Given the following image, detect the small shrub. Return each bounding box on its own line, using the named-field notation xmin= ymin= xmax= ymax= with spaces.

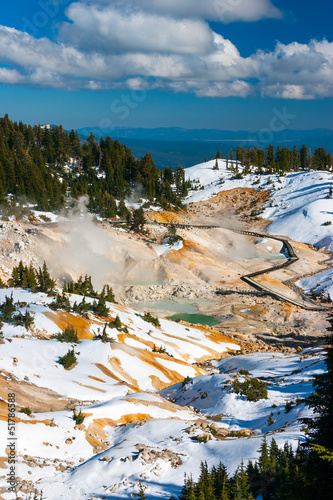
xmin=95 ymin=323 xmax=115 ymax=343
xmin=92 ymin=297 xmax=109 ymax=317
xmin=50 ymin=293 xmax=71 ymax=312
xmin=142 ymin=312 xmax=160 ymax=327
xmin=152 ymin=344 xmax=166 ymax=353
xmin=20 ymin=407 xmax=32 ymax=416
xmin=73 ymin=409 xmax=85 ymax=425
xmin=12 ymin=310 xmax=34 ymax=328
xmin=72 ymin=297 xmax=89 ymax=316
xmin=239 ymin=369 xmax=250 ymax=376
xmin=229 ymin=430 xmax=246 ymax=438
xmin=152 ymin=344 xmax=173 ymax=356
xmin=268 ymin=414 xmax=274 ymax=426
xmin=59 ymin=348 xmax=77 ymax=369
xmin=285 ymin=401 xmax=294 ymax=413
xmin=232 ymin=377 xmax=268 ymax=402
xmin=39 ymin=214 xmax=51 ymax=223
xmin=108 ymin=315 xmax=128 ymax=333
xmin=109 ymin=315 xmax=122 ymax=330
xmin=232 ymin=172 xmax=244 ymax=180
xmin=0 ymin=293 xmax=16 ymax=322
xmin=197 ymin=434 xmax=211 ymax=443
xmin=52 ymin=325 xmax=79 ymax=344
xmin=323 ymin=221 xmax=332 ymax=226
xmin=182 ymin=376 xmax=193 ymax=389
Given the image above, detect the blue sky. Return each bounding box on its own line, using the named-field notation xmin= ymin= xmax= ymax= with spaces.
xmin=0 ymin=0 xmax=332 ymax=131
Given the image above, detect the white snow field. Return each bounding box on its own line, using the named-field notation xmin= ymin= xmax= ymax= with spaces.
xmin=0 ymin=288 xmax=241 ymax=499
xmin=0 ymin=287 xmax=326 ymax=499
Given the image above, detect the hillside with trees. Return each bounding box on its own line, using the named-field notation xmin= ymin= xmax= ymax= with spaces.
xmin=0 ymin=115 xmax=189 ymax=216
xmin=0 ymin=115 xmax=331 ymax=218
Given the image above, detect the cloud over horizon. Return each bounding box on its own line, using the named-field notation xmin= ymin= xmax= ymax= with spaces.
xmin=0 ymin=0 xmax=332 ymax=100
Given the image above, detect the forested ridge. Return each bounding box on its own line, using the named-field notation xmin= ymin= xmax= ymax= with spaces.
xmin=222 ymin=143 xmax=332 ymax=174
xmin=0 ymin=115 xmax=189 ymax=215
xmin=0 ymin=115 xmax=332 ymax=217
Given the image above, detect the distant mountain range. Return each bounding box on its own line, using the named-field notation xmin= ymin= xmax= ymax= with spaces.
xmin=76 ymin=127 xmax=333 ymax=168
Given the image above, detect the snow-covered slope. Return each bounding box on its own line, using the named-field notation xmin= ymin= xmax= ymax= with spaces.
xmin=0 ymin=334 xmax=323 ymax=499
xmin=262 ymin=171 xmax=333 ymax=251
xmin=161 ymin=350 xmax=324 ymax=432
xmin=185 ymin=160 xmax=333 ymax=250
xmin=296 ymin=268 xmax=333 ymax=301
xmin=0 ymin=288 xmax=241 ymax=498
xmin=185 ymin=159 xmax=268 ymax=204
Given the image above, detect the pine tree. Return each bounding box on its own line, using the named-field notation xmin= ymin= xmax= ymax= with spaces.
xmin=130 ymin=207 xmax=146 ymax=233
xmin=196 ymin=490 xmax=206 ymax=500
xmin=180 ymin=475 xmax=197 ymax=500
xmin=220 ymin=475 xmax=230 ymax=500
xmin=269 ymin=437 xmax=279 ymax=475
xmin=305 ymin=327 xmax=333 ymax=448
xmin=135 ymin=480 xmax=148 ymax=499
xmin=0 ymin=293 xmax=16 ymax=322
xmin=93 ymin=297 xmax=109 ymax=317
xmin=266 ymin=145 xmax=275 ymax=170
xmin=205 ymin=475 xmax=217 ymax=500
xmin=300 ymin=144 xmax=308 ymax=170
xmin=258 ymin=435 xmax=270 ymax=474
xmin=101 ymin=284 xmax=115 ymax=303
xmin=10 ymin=266 xmax=20 ymax=287
xmin=233 ymin=461 xmax=254 ymax=500
xmin=37 ymin=261 xmax=55 ymax=293
xmin=214 ymin=461 xmax=228 ymax=493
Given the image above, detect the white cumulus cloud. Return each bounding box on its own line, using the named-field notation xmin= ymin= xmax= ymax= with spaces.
xmin=90 ymin=0 xmax=282 ymax=22
xmin=254 ymin=39 xmax=333 ymax=99
xmin=0 ymin=67 xmax=24 ymax=84
xmin=59 ymin=3 xmax=214 ymax=55
xmin=0 ymin=1 xmax=331 ymax=101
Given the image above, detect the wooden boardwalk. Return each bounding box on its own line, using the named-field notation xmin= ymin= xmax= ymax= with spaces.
xmin=147 ymin=221 xmax=330 ymax=311
xmin=35 ymin=218 xmax=331 ymax=311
